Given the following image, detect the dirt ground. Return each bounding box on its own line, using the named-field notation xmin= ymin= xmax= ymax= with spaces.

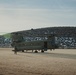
xmin=0 ymin=48 xmax=76 ymax=75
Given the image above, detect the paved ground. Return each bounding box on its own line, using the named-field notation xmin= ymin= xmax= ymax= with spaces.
xmin=0 ymin=48 xmax=76 ymax=75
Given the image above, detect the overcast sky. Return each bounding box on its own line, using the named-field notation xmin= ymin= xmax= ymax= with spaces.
xmin=0 ymin=0 xmax=76 ymax=35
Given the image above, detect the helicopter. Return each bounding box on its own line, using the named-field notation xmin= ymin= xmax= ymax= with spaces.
xmin=11 ymin=31 xmax=58 ymax=54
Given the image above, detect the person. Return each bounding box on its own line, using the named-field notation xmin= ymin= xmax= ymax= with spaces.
xmin=14 ymin=49 xmax=17 ymax=54
xmin=14 ymin=47 xmax=17 ymax=54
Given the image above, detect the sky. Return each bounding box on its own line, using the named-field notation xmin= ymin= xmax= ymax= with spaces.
xmin=0 ymin=0 xmax=76 ymax=35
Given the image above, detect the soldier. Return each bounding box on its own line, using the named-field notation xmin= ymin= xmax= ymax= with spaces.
xmin=14 ymin=49 xmax=17 ymax=54
xmin=14 ymin=46 xmax=17 ymax=54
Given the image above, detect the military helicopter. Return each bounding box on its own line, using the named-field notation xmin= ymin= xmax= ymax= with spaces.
xmin=11 ymin=30 xmax=58 ymax=54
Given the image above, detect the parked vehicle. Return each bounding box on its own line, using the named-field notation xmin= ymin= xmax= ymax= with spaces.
xmin=11 ymin=32 xmax=58 ymax=53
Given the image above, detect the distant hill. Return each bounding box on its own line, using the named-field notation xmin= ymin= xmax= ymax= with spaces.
xmin=0 ymin=27 xmax=76 ymax=48
xmin=2 ymin=27 xmax=76 ymax=38
xmin=11 ymin=27 xmax=76 ymax=37
xmin=3 ymin=33 xmax=11 ymax=39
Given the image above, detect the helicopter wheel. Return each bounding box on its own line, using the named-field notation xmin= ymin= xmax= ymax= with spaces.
xmin=41 ymin=50 xmax=44 ymax=53
xmin=22 ymin=50 xmax=24 ymax=52
xmin=35 ymin=50 xmax=38 ymax=53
